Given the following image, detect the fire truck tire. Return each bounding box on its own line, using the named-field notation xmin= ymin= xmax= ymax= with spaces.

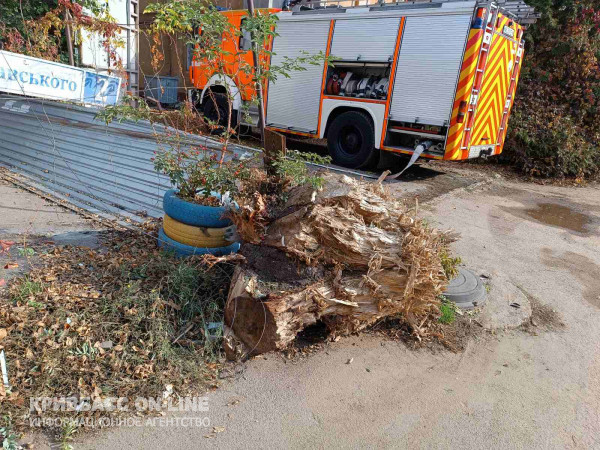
xmin=202 ymin=92 xmax=235 ymax=130
xmin=326 ymin=110 xmax=378 ymax=169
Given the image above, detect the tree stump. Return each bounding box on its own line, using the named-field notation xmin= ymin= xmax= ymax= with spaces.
xmin=224 ymin=173 xmax=449 ymax=354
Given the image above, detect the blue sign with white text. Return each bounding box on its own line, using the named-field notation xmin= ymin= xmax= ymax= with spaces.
xmin=83 ymin=72 xmax=121 ymax=106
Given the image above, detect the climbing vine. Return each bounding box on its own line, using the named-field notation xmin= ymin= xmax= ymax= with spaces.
xmin=0 ymin=0 xmax=124 ymax=72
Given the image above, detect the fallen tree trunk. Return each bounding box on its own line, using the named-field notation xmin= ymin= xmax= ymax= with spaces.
xmin=225 ymin=174 xmax=451 ymax=355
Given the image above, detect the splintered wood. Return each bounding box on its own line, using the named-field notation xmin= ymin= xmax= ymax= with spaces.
xmin=225 ymin=173 xmax=450 ymax=355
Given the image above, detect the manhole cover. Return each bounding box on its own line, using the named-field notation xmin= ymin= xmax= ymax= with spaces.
xmin=443 ymin=268 xmax=486 ymax=310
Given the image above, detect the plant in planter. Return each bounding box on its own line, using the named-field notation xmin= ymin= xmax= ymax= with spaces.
xmin=153 ymin=145 xmax=253 ymax=257
xmin=100 ymin=2 xmax=330 ymax=256
xmin=140 ymin=2 xmax=329 ymax=256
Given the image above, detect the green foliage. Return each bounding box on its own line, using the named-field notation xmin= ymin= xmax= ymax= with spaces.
xmin=17 ymin=246 xmax=35 ymax=257
xmin=0 ymin=416 xmax=19 ymax=450
xmin=439 ymin=249 xmax=462 ymax=281
xmin=59 ymin=420 xmax=77 ymax=450
xmin=1 ymin=0 xmax=123 ymax=65
xmin=11 ymin=277 xmax=43 ymax=303
xmin=438 ymin=298 xmax=456 ymax=325
xmin=0 ymin=0 xmax=57 ymax=39
xmin=164 ymin=262 xmax=227 ymax=357
xmin=145 ymin=0 xmax=329 ymax=86
xmin=69 ymin=341 xmax=98 ymax=359
xmin=97 ymin=95 xmax=153 ymax=124
xmin=112 ymin=258 xmax=232 ymax=361
xmin=103 ymin=1 xmax=331 ymax=205
xmin=504 ymin=0 xmax=600 ymax=178
xmin=27 ymin=299 xmax=45 ymax=309
xmin=153 ymin=146 xmax=252 ymax=203
xmin=271 ymin=150 xmax=332 ymax=189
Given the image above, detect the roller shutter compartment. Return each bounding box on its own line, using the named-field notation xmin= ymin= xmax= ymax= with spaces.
xmin=389 ymin=14 xmax=472 ymax=127
xmin=266 ymin=20 xmax=331 ymax=133
xmin=329 ymin=18 xmax=400 ymax=62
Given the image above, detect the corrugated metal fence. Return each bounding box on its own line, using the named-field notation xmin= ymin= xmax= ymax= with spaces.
xmin=0 ymin=96 xmax=257 ymax=222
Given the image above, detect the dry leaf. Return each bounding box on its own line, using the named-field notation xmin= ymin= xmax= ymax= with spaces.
xmin=0 ymin=240 xmax=14 ymax=254
xmin=4 ymin=263 xmax=18 ymax=270
xmin=0 ymin=328 xmax=7 ymax=341
xmin=213 ymin=426 xmax=226 ymax=433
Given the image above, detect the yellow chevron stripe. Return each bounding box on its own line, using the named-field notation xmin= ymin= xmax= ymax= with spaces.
xmin=470 ymin=33 xmax=512 ymax=147
xmin=445 ymin=28 xmax=484 ymax=160
xmin=497 ymin=44 xmax=524 ymax=154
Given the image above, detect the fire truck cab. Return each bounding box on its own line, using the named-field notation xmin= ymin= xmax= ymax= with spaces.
xmin=190 ymin=1 xmax=529 ymax=169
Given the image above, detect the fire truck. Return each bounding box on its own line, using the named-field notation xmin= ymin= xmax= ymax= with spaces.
xmin=190 ymin=1 xmax=534 ymax=169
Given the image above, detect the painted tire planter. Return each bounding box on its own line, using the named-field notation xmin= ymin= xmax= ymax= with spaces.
xmin=158 ymin=228 xmax=240 ymax=258
xmin=163 ymin=189 xmax=232 ymax=228
xmin=163 ymin=214 xmax=234 ymax=248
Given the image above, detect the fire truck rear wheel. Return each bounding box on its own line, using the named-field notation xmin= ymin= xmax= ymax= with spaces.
xmin=202 ymin=93 xmax=235 ymax=131
xmin=327 ymin=110 xmax=378 ymax=169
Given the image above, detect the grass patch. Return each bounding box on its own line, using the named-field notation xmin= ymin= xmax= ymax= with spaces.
xmin=438 ymin=297 xmax=456 ymax=324
xmin=0 ymin=225 xmax=235 ymax=429
xmin=10 ymin=276 xmax=43 ymax=303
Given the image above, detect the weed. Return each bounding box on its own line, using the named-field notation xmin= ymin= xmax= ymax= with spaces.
xmin=17 ymin=247 xmax=35 ymax=257
xmin=27 ymin=300 xmax=45 ymax=309
xmin=59 ymin=420 xmax=77 ymax=450
xmin=11 ymin=277 xmax=43 ymax=303
xmin=163 ymin=261 xmax=231 ymax=359
xmin=69 ymin=342 xmax=98 ymax=360
xmin=438 ymin=297 xmax=456 ymax=324
xmin=271 ymin=150 xmax=332 ymax=189
xmin=440 ymin=249 xmax=462 ymax=281
xmin=121 ymin=263 xmax=149 ymax=280
xmin=0 ymin=416 xmax=19 ymax=450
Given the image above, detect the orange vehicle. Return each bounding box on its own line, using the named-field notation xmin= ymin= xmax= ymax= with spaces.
xmin=190 ymin=1 xmax=531 ymax=169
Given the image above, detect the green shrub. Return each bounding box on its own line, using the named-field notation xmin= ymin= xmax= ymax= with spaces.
xmin=503 ymin=0 xmax=600 ymax=179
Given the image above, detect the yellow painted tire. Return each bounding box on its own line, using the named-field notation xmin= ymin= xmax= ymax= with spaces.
xmin=163 ymin=214 xmax=233 ymax=248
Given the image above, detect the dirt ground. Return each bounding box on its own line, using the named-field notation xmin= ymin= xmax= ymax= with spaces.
xmin=4 ymin=163 xmax=600 ymax=449
xmin=0 ymin=179 xmax=103 ymax=286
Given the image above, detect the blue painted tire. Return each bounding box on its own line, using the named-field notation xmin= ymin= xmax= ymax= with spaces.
xmin=163 ymin=189 xmax=231 ymax=228
xmin=158 ymin=227 xmax=240 ymax=258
